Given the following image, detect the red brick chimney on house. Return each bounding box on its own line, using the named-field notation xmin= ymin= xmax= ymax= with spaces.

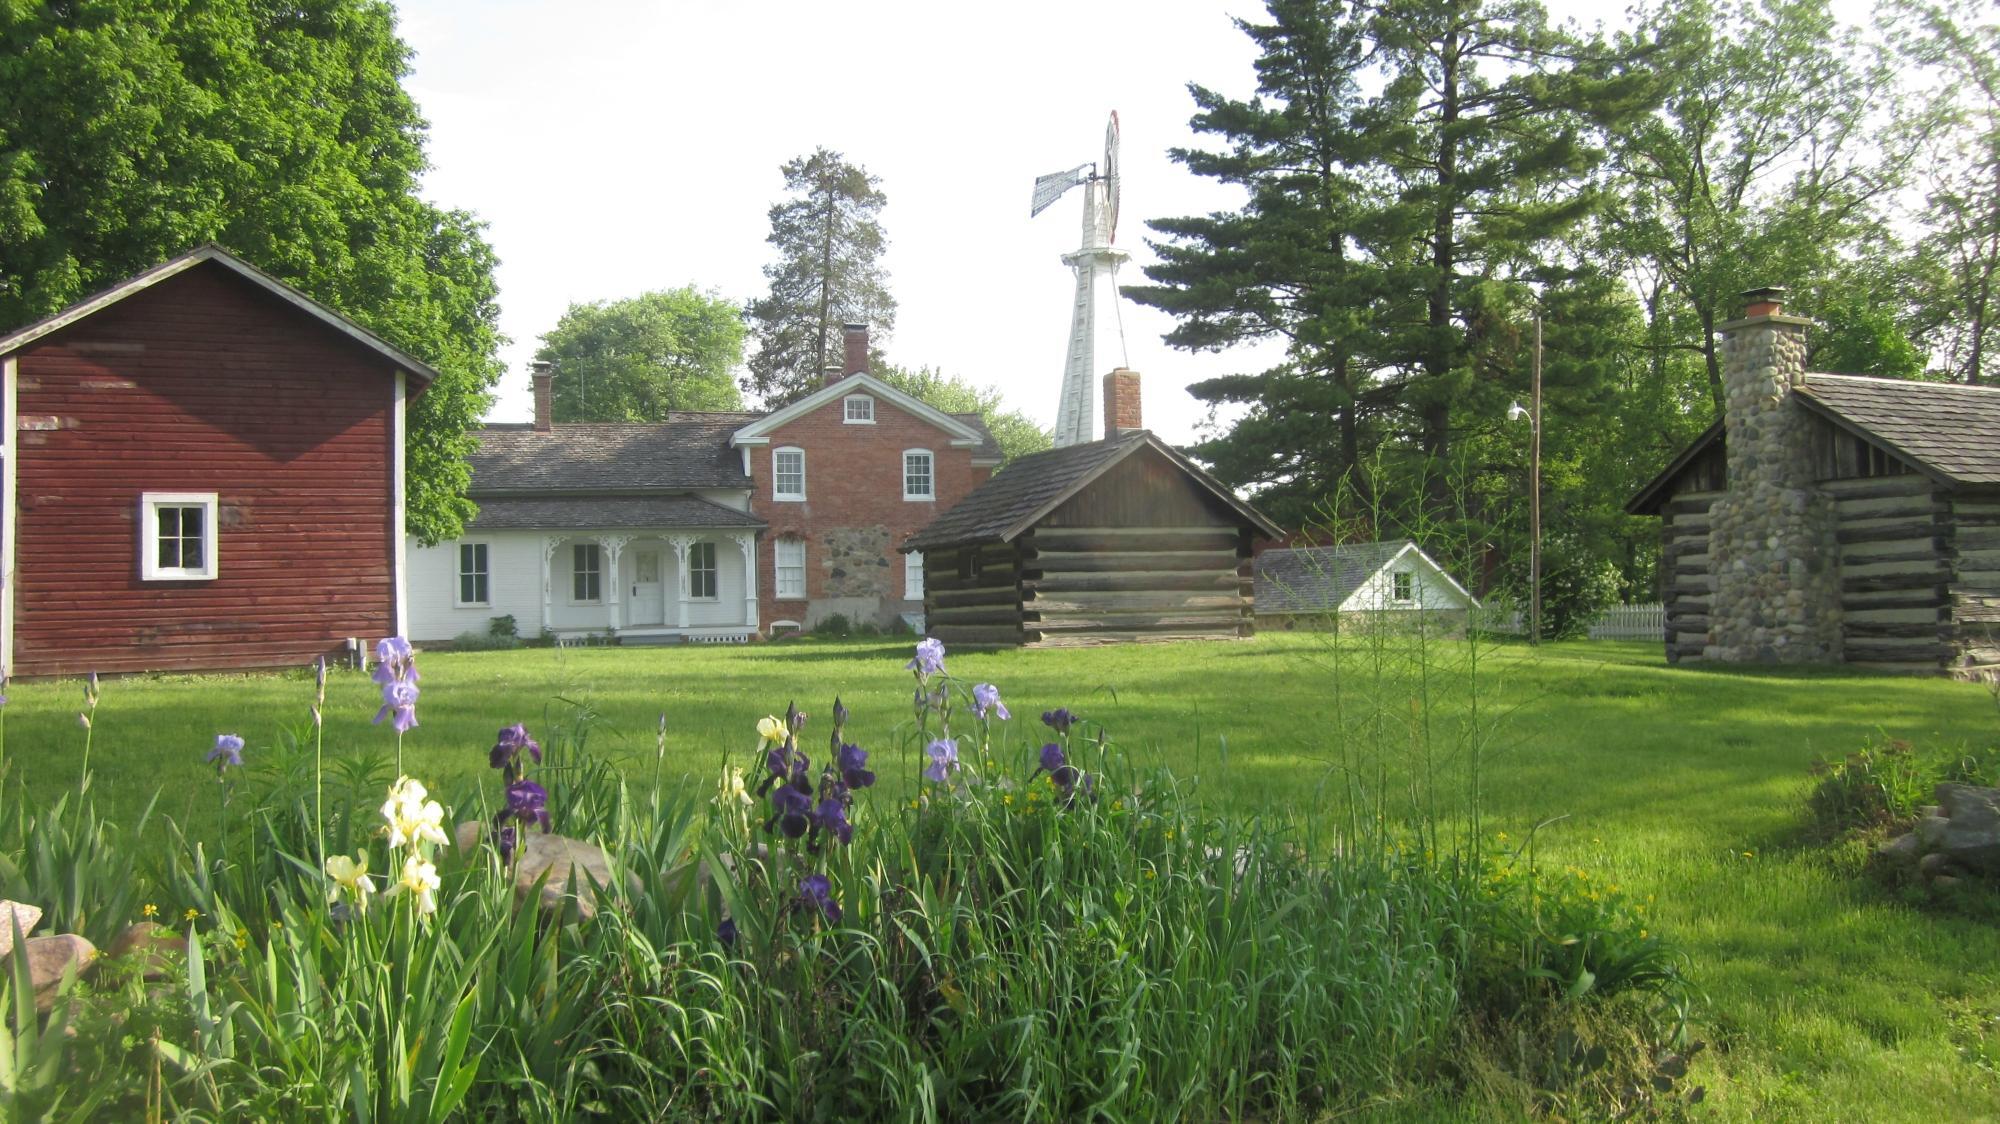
xmin=1103 ymin=368 xmax=1142 ymax=437
xmin=531 ymin=360 xmax=553 ymax=432
xmin=1741 ymin=285 xmax=1787 ymax=318
xmin=842 ymin=323 xmax=869 ymax=376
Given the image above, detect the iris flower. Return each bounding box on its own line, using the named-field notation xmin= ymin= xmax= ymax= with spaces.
xmin=1039 ymin=743 xmax=1066 ymax=773
xmin=207 ymin=733 xmax=245 ymax=770
xmin=715 ymin=765 xmax=754 ymax=808
xmin=906 ymin=638 xmax=946 ymax=678
xmin=756 ymin=715 xmax=787 ymax=747
xmin=973 ymin=684 xmax=1010 ymax=721
xmin=812 ymin=798 xmax=853 ymax=845
xmin=371 ymin=637 xmax=420 ymax=732
xmin=769 ymin=780 xmax=812 ymax=838
xmin=1041 ymin=708 xmax=1078 ymax=735
xmin=505 ymin=778 xmax=552 ymax=831
xmin=324 ymin=852 xmax=374 ymax=911
xmin=836 ymin=742 xmax=876 ymax=790
xmin=490 ymin=723 xmax=542 ymax=771
xmin=924 ymin=738 xmax=960 ymax=783
xmin=397 ymin=853 xmax=440 ymax=916
xmin=798 ymin=873 xmax=841 ymax=923
xmin=381 ymin=776 xmax=449 ymax=850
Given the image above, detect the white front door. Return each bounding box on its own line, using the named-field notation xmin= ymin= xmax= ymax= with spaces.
xmin=630 ymin=549 xmax=666 ymax=625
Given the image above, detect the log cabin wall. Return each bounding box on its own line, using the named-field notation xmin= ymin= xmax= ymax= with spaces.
xmin=10 ymin=263 xmax=399 ymax=674
xmin=1947 ymin=488 xmax=2000 ymax=672
xmin=1661 ymin=488 xmax=1719 ymax=663
xmin=922 ymin=542 xmax=1023 ymax=648
xmin=1829 ymin=474 xmax=1951 ymax=671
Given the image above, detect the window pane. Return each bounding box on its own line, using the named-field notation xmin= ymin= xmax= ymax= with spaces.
xmin=905 ymin=551 xmax=924 ymax=599
xmin=574 ymin=543 xmax=600 ymax=601
xmin=905 ymin=452 xmax=932 ymax=497
xmin=776 ymin=540 xmax=804 ymax=598
xmin=691 ymin=542 xmax=717 ymax=598
xmin=775 ymin=450 xmax=804 ymax=497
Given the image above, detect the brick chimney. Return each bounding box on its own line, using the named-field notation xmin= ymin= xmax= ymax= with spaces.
xmin=1704 ymin=285 xmax=1839 ymax=663
xmin=821 ymin=364 xmax=844 ymax=388
xmin=842 ymin=323 xmax=869 ymax=377
xmin=1103 ymin=368 xmax=1142 ymax=437
xmin=531 ymin=360 xmax=553 ymax=432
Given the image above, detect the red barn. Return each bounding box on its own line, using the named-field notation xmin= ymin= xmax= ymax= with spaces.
xmin=0 ymin=246 xmax=431 ymax=676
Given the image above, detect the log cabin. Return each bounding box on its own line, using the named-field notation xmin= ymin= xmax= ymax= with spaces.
xmin=903 ymin=372 xmax=1282 ymax=648
xmin=0 ymin=246 xmax=431 ymax=676
xmin=1627 ymin=286 xmax=2000 ymax=674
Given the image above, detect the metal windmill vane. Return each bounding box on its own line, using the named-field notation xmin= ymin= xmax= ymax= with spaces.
xmin=1032 ymin=111 xmax=1130 ymax=447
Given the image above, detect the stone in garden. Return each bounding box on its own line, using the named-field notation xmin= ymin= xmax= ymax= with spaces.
xmin=1916 ymin=814 xmax=1952 ymax=849
xmin=1917 ymin=851 xmax=1957 ymax=880
xmin=0 ymin=901 xmax=44 ymax=957
xmin=106 ymin=921 xmax=186 ymax=982
xmin=21 ymin=934 xmax=96 ymax=1013
xmin=513 ymin=833 xmax=640 ymax=922
xmin=1930 ymin=784 xmax=2000 ymax=875
xmin=1875 ymin=832 xmax=1922 ymax=866
xmin=454 ymin=820 xmax=483 ymax=855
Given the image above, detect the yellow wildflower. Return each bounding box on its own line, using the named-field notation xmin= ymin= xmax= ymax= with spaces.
xmin=183 ymin=908 xmax=199 ymax=922
xmin=141 ymin=903 xmax=158 ymax=919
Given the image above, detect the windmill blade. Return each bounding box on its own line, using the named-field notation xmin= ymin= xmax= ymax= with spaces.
xmin=1030 ymin=164 xmax=1091 ymax=218
xmin=1103 ymin=110 xmax=1121 ymax=243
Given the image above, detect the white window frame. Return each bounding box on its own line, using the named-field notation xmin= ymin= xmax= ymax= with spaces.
xmin=775 ymin=539 xmax=806 ymax=599
xmin=455 ymin=541 xmax=491 ymax=607
xmin=903 ymin=448 xmax=934 ymax=502
xmin=689 ymin=541 xmax=718 ymax=600
xmin=1392 ymin=571 xmax=1414 ymax=604
xmin=571 ymin=542 xmax=602 ymax=604
xmin=843 ymin=394 xmax=875 ymax=424
xmin=139 ymin=492 xmax=219 ymax=581
xmin=905 ymin=551 xmax=924 ymax=600
xmin=773 ymin=446 xmax=806 ymax=501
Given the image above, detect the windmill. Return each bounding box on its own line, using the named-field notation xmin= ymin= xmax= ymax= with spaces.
xmin=1031 ymin=111 xmax=1129 ymax=447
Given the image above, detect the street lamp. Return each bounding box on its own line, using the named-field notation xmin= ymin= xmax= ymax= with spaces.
xmin=1508 ymin=316 xmax=1542 ymax=645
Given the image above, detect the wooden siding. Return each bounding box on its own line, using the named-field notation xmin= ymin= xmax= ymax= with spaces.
xmin=1039 ymin=448 xmax=1243 ymax=529
xmin=922 ymin=542 xmax=1024 ymax=647
xmin=1021 ymin=525 xmax=1252 ymax=647
xmin=1827 ymin=475 xmax=1950 ymax=671
xmin=1949 ymin=489 xmax=2000 ymax=673
xmin=1659 ymin=488 xmax=1717 ymax=662
xmin=10 ymin=262 xmax=398 ymax=674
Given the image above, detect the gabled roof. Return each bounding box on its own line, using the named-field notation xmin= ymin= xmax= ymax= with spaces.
xmin=469 ymin=417 xmax=757 ymax=493
xmin=466 ymin=494 xmax=764 ymax=531
xmin=0 ymin=244 xmax=439 ymax=384
xmin=732 ymin=373 xmax=998 ymax=463
xmin=902 ymin=430 xmax=1283 ymax=552
xmin=1628 ymin=373 xmax=2000 ymax=515
xmin=1254 ymin=541 xmax=1477 ymax=613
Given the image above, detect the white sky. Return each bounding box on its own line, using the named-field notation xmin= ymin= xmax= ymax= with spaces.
xmin=394 ymin=0 xmax=1625 ymax=445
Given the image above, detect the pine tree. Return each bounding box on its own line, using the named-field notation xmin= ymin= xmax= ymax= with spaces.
xmin=744 ymin=149 xmax=895 ymax=405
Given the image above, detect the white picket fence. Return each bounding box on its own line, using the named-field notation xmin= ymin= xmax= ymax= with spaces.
xmin=1477 ymin=602 xmax=1665 ymax=639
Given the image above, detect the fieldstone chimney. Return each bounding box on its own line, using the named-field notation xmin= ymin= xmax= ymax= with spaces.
xmin=842 ymin=323 xmax=869 ymax=377
xmin=531 ymin=360 xmax=553 ymax=432
xmin=1103 ymin=368 xmax=1142 ymax=437
xmin=1704 ymin=286 xmax=1840 ymax=662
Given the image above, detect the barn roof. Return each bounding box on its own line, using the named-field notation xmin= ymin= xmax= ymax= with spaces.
xmin=465 ymin=494 xmax=764 ymax=531
xmin=468 ymin=417 xmax=758 ymax=493
xmin=0 ymin=244 xmax=441 ymax=384
xmin=1254 ymin=541 xmax=1476 ymax=613
xmin=1628 ymin=373 xmax=2000 ymax=514
xmin=903 ymin=430 xmax=1282 ymax=552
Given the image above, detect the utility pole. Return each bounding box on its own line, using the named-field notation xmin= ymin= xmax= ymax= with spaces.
xmin=1530 ymin=316 xmax=1542 ymax=646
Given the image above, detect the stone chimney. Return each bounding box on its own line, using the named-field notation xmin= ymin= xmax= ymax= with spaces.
xmin=1103 ymin=368 xmax=1142 ymax=437
xmin=1704 ymin=286 xmax=1840 ymax=662
xmin=531 ymin=360 xmax=553 ymax=432
xmin=842 ymin=323 xmax=868 ymax=377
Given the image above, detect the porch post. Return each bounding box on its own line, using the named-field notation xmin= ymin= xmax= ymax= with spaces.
xmin=734 ymin=532 xmax=759 ymax=631
xmin=602 ymin=534 xmax=631 ymax=632
xmin=668 ymin=535 xmax=693 ymax=629
xmin=539 ymin=535 xmax=557 ymax=635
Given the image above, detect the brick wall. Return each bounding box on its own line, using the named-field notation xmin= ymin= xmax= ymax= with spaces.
xmin=750 ymin=380 xmax=991 ymax=628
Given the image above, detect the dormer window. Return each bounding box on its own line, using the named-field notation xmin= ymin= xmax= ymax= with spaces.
xmin=844 ymin=395 xmax=875 ymax=424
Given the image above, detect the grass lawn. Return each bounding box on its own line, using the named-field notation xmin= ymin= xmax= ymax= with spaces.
xmin=6 ymin=634 xmax=1999 ymax=1120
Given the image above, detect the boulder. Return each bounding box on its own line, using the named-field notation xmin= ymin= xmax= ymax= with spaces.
xmin=1875 ymin=832 xmax=1923 ymax=866
xmin=20 ymin=934 xmax=96 ymax=1013
xmin=106 ymin=921 xmax=186 ymax=982
xmin=1930 ymin=784 xmax=2000 ymax=874
xmin=513 ymin=833 xmax=640 ymax=922
xmin=0 ymin=901 xmax=43 ymax=957
xmin=454 ymin=820 xmax=483 ymax=855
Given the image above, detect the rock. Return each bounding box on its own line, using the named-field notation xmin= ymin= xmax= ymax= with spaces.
xmin=1916 ymin=815 xmax=1953 ymax=849
xmin=0 ymin=901 xmax=44 ymax=957
xmin=513 ymin=833 xmax=640 ymax=921
xmin=455 ymin=820 xmax=483 ymax=855
xmin=106 ymin=921 xmax=186 ymax=982
xmin=1918 ymin=851 xmax=1957 ymax=880
xmin=20 ymin=934 xmax=96 ymax=1013
xmin=1875 ymin=832 xmax=1923 ymax=866
xmin=1930 ymin=784 xmax=2000 ymax=875
xmin=1933 ymin=875 xmax=1964 ymax=890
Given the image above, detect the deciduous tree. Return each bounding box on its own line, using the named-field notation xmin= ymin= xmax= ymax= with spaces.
xmin=536 ymin=288 xmax=745 ymax=421
xmin=872 ymin=362 xmax=1051 ymax=465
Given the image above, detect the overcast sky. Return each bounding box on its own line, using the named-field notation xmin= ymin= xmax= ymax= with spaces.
xmin=395 ymin=0 xmax=1616 ymax=444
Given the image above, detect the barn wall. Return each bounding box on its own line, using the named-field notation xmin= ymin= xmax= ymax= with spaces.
xmin=10 ymin=263 xmax=398 ymax=675
xmin=1827 ymin=475 xmax=1950 ymax=671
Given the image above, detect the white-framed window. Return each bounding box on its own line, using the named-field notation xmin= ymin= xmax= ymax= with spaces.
xmin=1392 ymin=571 xmax=1414 ymax=603
xmin=903 ymin=449 xmax=934 ymax=501
xmin=773 ymin=447 xmax=805 ymax=500
xmin=905 ymin=551 xmax=924 ymax=600
xmin=572 ymin=543 xmax=602 ymax=603
xmin=775 ymin=539 xmax=806 ymax=599
xmin=456 ymin=542 xmax=490 ymax=606
xmin=843 ymin=395 xmax=875 ymax=423
xmin=689 ymin=541 xmax=718 ymax=599
xmin=139 ymin=492 xmax=219 ymax=581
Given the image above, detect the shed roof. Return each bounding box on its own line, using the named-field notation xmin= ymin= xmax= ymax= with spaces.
xmin=903 ymin=430 xmax=1282 ymax=552
xmin=468 ymin=417 xmax=758 ymax=493
xmin=465 ymin=495 xmax=764 ymax=531
xmin=1254 ymin=541 xmax=1477 ymax=612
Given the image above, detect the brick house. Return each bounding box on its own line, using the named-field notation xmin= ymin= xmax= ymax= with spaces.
xmin=405 ymin=326 xmax=999 ymax=643
xmin=0 ymin=246 xmax=428 ymax=675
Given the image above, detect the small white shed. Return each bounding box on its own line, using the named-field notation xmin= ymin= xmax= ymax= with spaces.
xmin=1254 ymin=540 xmax=1478 ymax=627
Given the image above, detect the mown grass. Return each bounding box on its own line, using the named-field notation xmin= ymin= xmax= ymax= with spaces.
xmin=5 ymin=634 xmax=2000 ymax=1119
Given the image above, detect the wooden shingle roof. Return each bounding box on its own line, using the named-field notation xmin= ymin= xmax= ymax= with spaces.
xmin=465 ymin=495 xmax=764 ymax=530
xmin=1795 ymin=374 xmax=2000 ymax=485
xmin=468 ymin=417 xmax=758 ymax=493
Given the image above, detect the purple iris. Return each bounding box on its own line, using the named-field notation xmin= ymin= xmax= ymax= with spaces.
xmin=798 ymin=873 xmax=841 ymax=923
xmin=788 ymin=701 xmax=807 ymax=734
xmin=206 ymin=733 xmax=244 ymax=771
xmin=836 ymin=742 xmax=876 ymax=790
xmin=1039 ymin=743 xmax=1066 ymax=773
xmin=923 ymin=737 xmax=960 ymax=783
xmin=973 ymin=683 xmax=1010 ymax=721
xmin=1041 ymin=708 xmax=1078 ymax=735
xmin=832 ymin=697 xmax=850 ymax=729
xmin=811 ymin=798 xmax=853 ymax=846
xmin=497 ymin=824 xmax=519 ymax=863
xmin=505 ymin=778 xmax=551 ymax=831
xmin=769 ymin=780 xmax=812 ymax=838
xmin=489 ymin=723 xmax=542 ymax=772
xmin=906 ymin=638 xmax=946 ymax=678
xmin=374 ymin=679 xmax=420 ymax=733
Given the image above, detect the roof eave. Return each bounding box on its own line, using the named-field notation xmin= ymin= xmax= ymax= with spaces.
xmin=1626 ymin=419 xmax=1724 ymax=515
xmin=1791 ymin=389 xmax=1961 ymax=489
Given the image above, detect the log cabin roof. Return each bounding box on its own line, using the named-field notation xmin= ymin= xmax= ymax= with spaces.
xmin=469 ymin=417 xmax=760 ymax=493
xmin=902 ymin=430 xmax=1283 ymax=552
xmin=1628 ymin=374 xmax=2000 ymax=514
xmin=464 ymin=494 xmax=765 ymax=530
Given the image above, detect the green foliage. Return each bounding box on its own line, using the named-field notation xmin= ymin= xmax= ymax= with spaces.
xmin=0 ymin=0 xmax=503 ymax=545
xmin=873 ymin=361 xmax=1051 ymax=464
xmin=811 ymin=612 xmax=851 ymax=637
xmin=744 ymin=149 xmax=895 ymax=405
xmin=535 ymin=287 xmax=745 ymax=421
xmin=1805 ymin=735 xmax=2000 ymax=837
xmin=1512 ymin=535 xmax=1625 ymax=641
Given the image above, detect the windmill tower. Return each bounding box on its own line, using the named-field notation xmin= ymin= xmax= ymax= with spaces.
xmin=1031 ymin=111 xmax=1128 ymax=447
